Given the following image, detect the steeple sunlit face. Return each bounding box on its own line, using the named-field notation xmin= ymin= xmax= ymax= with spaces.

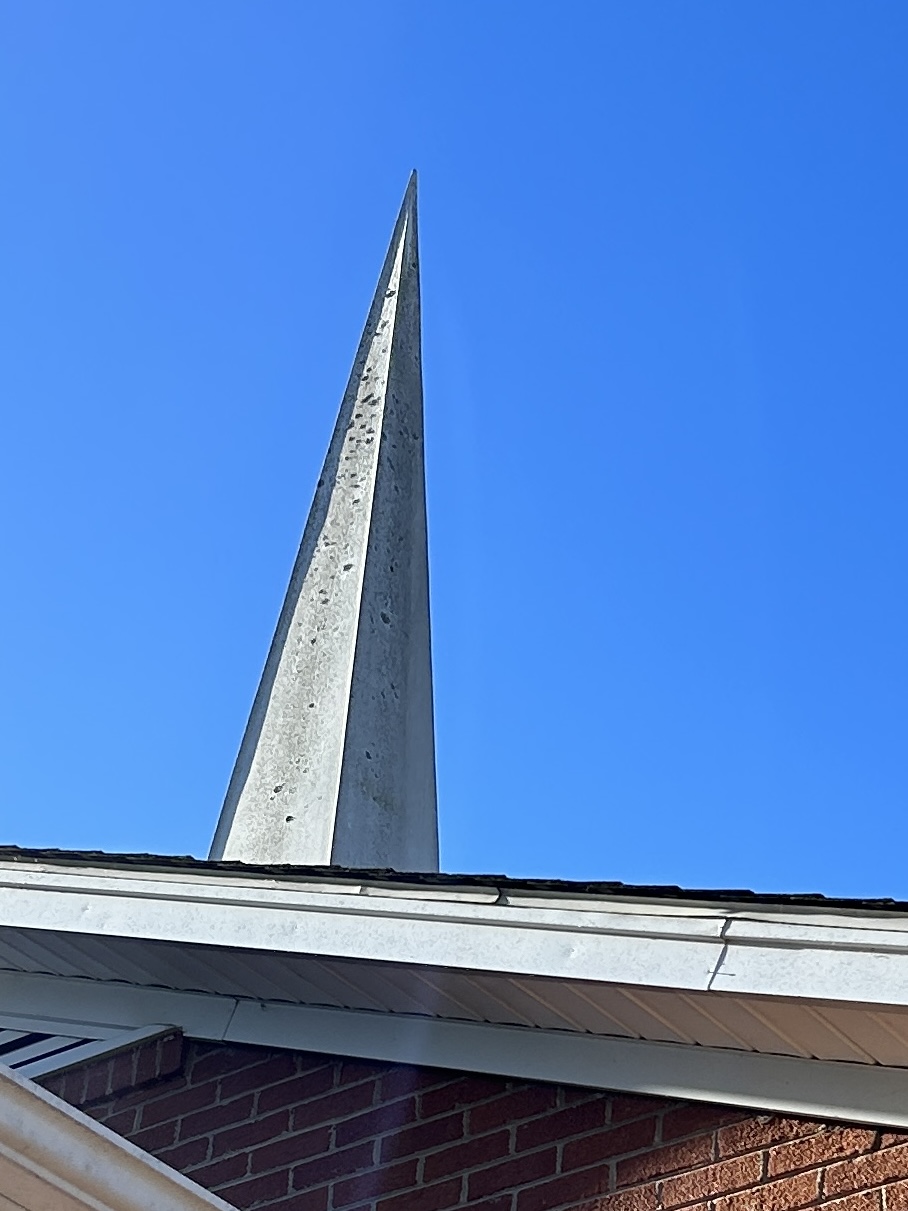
xmin=209 ymin=175 xmax=438 ymax=874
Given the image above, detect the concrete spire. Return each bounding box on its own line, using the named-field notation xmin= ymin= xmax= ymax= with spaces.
xmin=209 ymin=173 xmax=438 ymax=871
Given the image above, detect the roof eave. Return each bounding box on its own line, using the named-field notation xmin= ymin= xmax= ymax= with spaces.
xmin=5 ymin=857 xmax=908 ymax=1128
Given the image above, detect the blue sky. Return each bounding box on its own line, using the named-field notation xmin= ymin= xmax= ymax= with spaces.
xmin=1 ymin=3 xmax=906 ymax=896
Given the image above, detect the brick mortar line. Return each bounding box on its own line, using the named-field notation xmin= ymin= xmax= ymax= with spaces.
xmin=173 ymin=1114 xmax=640 ymax=1183
xmin=184 ymin=1104 xmax=634 ymax=1148
xmin=70 ymin=1045 xmax=677 ymax=1140
xmin=165 ymin=1099 xmax=623 ymax=1161
xmin=126 ymin=1111 xmax=730 ymax=1201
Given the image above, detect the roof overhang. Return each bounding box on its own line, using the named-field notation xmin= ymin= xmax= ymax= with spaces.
xmin=0 ymin=1060 xmax=234 ymax=1211
xmin=3 ymin=854 xmax=908 ymax=1127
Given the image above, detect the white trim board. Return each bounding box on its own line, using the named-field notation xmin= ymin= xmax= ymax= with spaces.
xmin=18 ymin=1025 xmax=176 ymax=1080
xmin=0 ymin=1008 xmax=175 ymax=1080
xmin=0 ymin=1061 xmax=234 ymax=1211
xmin=3 ymin=970 xmax=908 ymax=1130
xmin=4 ymin=862 xmax=908 ymax=1007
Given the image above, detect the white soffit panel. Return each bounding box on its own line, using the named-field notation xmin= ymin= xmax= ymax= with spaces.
xmin=3 ymin=969 xmax=908 ymax=1130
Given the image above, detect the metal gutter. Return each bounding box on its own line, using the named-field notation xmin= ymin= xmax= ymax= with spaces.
xmin=1 ymin=861 xmax=908 ymax=1008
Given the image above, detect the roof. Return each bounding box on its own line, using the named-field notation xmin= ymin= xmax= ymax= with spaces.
xmin=4 ymin=845 xmax=908 ymax=1129
xmin=2 ymin=845 xmax=905 ymax=915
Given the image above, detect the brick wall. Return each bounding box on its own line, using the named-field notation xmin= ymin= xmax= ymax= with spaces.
xmin=41 ymin=1033 xmax=908 ymax=1211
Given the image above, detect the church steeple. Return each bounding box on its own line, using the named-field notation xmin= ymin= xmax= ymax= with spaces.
xmin=209 ymin=173 xmax=439 ymax=871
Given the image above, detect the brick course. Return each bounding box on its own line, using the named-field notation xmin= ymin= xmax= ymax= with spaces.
xmin=40 ymin=1033 xmax=908 ymax=1211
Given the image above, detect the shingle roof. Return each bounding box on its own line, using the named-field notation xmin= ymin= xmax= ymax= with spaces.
xmin=1 ymin=844 xmax=904 ymax=915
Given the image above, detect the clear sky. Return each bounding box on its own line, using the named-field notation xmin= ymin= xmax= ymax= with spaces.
xmin=1 ymin=2 xmax=906 ymax=897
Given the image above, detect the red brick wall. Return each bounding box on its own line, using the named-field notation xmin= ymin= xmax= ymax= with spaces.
xmin=41 ymin=1033 xmax=908 ymax=1211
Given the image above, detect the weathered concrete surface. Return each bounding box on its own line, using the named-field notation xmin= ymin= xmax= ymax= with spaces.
xmin=209 ymin=174 xmax=438 ymax=870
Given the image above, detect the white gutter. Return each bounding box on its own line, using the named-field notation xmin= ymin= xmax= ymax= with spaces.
xmin=0 ymin=1061 xmax=235 ymax=1211
xmin=2 ymin=862 xmax=908 ymax=1007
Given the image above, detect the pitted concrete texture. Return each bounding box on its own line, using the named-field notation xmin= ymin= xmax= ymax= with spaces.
xmin=209 ymin=174 xmax=438 ymax=871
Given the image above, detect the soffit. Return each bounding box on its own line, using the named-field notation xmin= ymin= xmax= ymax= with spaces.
xmin=2 ymin=926 xmax=908 ymax=1070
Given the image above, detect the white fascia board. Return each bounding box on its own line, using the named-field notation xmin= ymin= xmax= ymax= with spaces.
xmin=3 ymin=863 xmax=908 ymax=1007
xmin=228 ymin=1001 xmax=908 ymax=1130
xmin=0 ymin=1061 xmax=235 ymax=1211
xmin=0 ymin=972 xmax=237 ymax=1043
xmin=3 ymin=969 xmax=908 ymax=1130
xmin=0 ymin=1013 xmax=126 ymax=1039
xmin=0 ymin=867 xmax=727 ymax=994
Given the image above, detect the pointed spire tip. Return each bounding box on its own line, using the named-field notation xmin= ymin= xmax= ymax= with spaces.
xmin=397 ymin=171 xmax=418 ymax=239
